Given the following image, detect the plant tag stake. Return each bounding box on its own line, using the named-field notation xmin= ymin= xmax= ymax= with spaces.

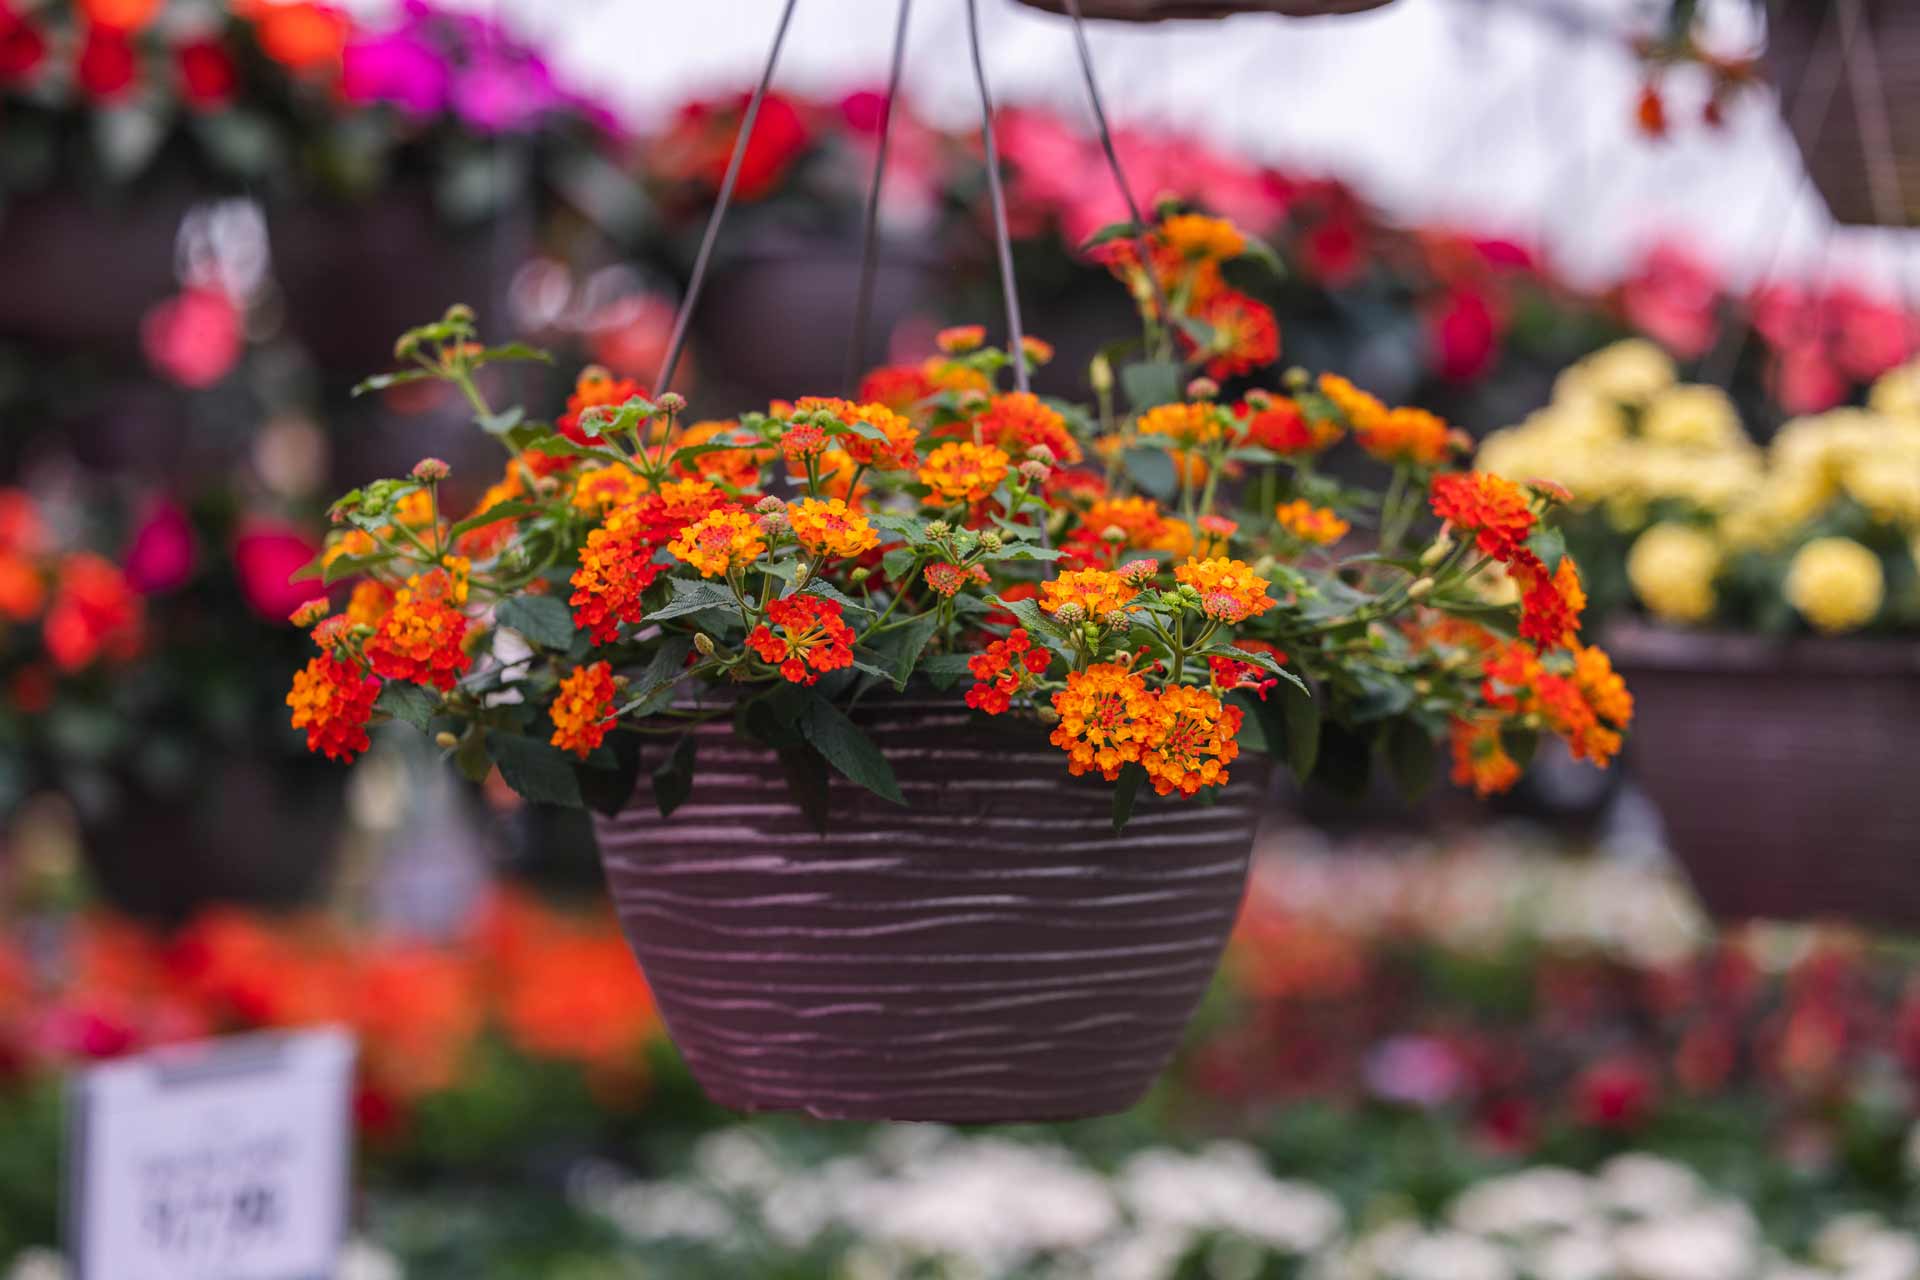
xmin=65 ymin=1027 xmax=356 ymax=1280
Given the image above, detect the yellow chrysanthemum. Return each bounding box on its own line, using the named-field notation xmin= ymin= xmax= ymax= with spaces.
xmin=1626 ymin=523 xmax=1720 ymax=624
xmin=1785 ymin=536 xmax=1883 ymax=634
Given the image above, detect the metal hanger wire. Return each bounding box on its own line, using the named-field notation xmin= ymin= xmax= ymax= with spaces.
xmin=844 ymin=0 xmax=917 ymax=395
xmin=966 ymin=0 xmax=1032 ymax=396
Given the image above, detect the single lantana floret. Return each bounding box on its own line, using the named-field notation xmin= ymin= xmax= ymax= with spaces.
xmin=550 ymin=661 xmax=618 ymax=759
xmin=787 ymin=497 xmax=879 ymax=559
xmin=669 ymin=507 xmax=767 ymax=578
xmin=745 ymin=594 xmax=855 ymax=686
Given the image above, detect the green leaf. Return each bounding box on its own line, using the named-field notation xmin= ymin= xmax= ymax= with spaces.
xmin=1500 ymin=725 xmax=1540 ymax=772
xmin=478 ymin=406 xmax=526 ymax=436
xmin=775 ymin=744 xmax=833 ymax=834
xmin=1385 ymin=717 xmax=1436 ymax=803
xmin=1195 ymin=644 xmax=1309 ymax=695
xmin=448 ymin=500 xmax=540 ymax=538
xmin=577 ymin=732 xmax=644 ymax=818
xmin=1078 ymin=219 xmax=1143 ymax=252
xmin=321 ymin=552 xmax=395 ymax=586
xmin=1527 ymin=527 xmax=1568 ymax=575
xmin=452 ymin=727 xmax=493 ymax=783
xmin=797 ymin=695 xmax=905 ymax=805
xmin=1112 ymin=762 xmax=1147 ymax=832
xmin=375 ymin=682 xmax=440 ymax=733
xmin=495 ymin=595 xmax=576 ymax=650
xmin=651 ymin=733 xmax=698 ymax=818
xmin=874 ymin=611 xmax=941 ymax=691
xmin=1236 ymin=231 xmax=1285 ymax=277
xmin=987 ymin=543 xmax=1066 ymax=562
xmin=1123 ymin=446 xmax=1177 ymax=501
xmin=351 ymin=368 xmax=438 ymax=397
xmin=478 ymin=342 xmax=554 ymax=366
xmin=920 ymin=653 xmax=976 ymax=691
xmin=797 ymin=579 xmax=871 ymax=614
xmin=881 ymin=546 xmax=920 ymax=582
xmin=1279 ymin=676 xmax=1320 ymax=784
xmin=648 ymin=578 xmax=741 ymax=624
xmin=486 ymin=732 xmax=583 ymax=807
xmin=988 ymin=595 xmax=1076 ymax=662
xmin=622 ymin=635 xmax=696 ymax=716
xmin=1121 ymin=360 xmax=1185 ymax=412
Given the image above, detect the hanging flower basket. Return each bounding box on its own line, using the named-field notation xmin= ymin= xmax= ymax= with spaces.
xmin=595 ymin=700 xmax=1267 ymax=1121
xmin=1011 ymin=0 xmax=1394 ymax=19
xmin=1767 ymin=0 xmax=1920 ymax=227
xmin=1607 ymin=621 xmax=1920 ymax=929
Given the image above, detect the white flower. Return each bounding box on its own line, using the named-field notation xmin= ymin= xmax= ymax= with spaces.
xmin=1813 ymin=1212 xmax=1920 ymax=1280
xmin=1118 ymin=1143 xmax=1343 ymax=1255
xmin=1530 ymin=1231 xmax=1617 ymax=1280
xmin=1596 ymin=1154 xmax=1703 ymax=1218
xmin=3 ymin=1250 xmax=65 ymax=1280
xmin=1450 ymin=1167 xmax=1594 ymax=1239
xmin=1613 ymin=1205 xmax=1757 ymax=1280
xmin=1391 ymin=1229 xmax=1515 ymax=1280
xmin=338 ymin=1240 xmax=404 ymax=1280
xmin=692 ymin=1127 xmax=785 ymax=1196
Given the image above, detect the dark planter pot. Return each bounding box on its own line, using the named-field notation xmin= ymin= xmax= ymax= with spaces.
xmin=0 ymin=184 xmax=202 ymax=353
xmin=270 ymin=192 xmax=527 ymax=376
xmin=1769 ymin=0 xmax=1920 ymax=226
xmin=79 ymin=755 xmax=347 ymax=924
xmin=593 ymin=701 xmax=1270 ymax=1122
xmin=1012 ymin=0 xmax=1393 ymax=18
xmin=687 ymin=231 xmax=940 ymax=406
xmin=1607 ymin=620 xmax=1920 ymax=929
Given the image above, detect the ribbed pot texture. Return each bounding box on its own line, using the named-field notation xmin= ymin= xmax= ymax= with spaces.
xmin=593 ymin=703 xmax=1269 ymax=1122
xmin=1607 ymin=622 xmax=1920 ymax=930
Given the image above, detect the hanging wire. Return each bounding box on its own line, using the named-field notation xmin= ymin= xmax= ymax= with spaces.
xmin=1837 ymin=0 xmax=1904 ymax=227
xmin=844 ymin=0 xmax=916 ymax=395
xmin=1059 ymin=0 xmax=1174 ymax=345
xmin=965 ymin=0 xmax=1031 ymax=397
xmin=653 ymin=0 xmax=803 ymax=394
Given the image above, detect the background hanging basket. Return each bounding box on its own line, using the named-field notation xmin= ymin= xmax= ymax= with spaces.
xmin=1768 ymin=0 xmax=1920 ymax=227
xmin=1606 ymin=621 xmax=1920 ymax=929
xmin=1012 ymin=0 xmax=1394 ymax=19
xmin=593 ymin=701 xmax=1270 ymax=1123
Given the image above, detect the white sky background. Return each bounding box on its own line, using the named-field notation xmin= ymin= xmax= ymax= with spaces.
xmin=400 ymin=0 xmax=1920 ymax=298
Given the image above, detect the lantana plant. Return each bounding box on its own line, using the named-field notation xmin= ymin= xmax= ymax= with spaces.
xmin=289 ymin=213 xmax=1631 ymax=827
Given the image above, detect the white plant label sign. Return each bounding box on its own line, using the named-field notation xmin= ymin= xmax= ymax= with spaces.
xmin=66 ymin=1027 xmax=356 ymax=1280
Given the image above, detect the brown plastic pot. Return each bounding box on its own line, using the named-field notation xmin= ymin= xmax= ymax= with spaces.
xmin=1012 ymin=0 xmax=1394 ymax=19
xmin=1769 ymin=0 xmax=1920 ymax=226
xmin=593 ymin=701 xmax=1270 ymax=1122
xmin=1606 ymin=620 xmax=1920 ymax=929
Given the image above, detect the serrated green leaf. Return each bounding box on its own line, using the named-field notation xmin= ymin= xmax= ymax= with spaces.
xmin=988 ymin=595 xmax=1075 ymax=662
xmin=620 ymin=634 xmax=696 ymax=717
xmin=486 ymin=731 xmax=583 ymax=807
xmin=881 ymin=546 xmax=920 ymax=582
xmin=651 ymin=733 xmax=698 ymax=817
xmin=578 ymin=732 xmax=643 ymax=817
xmin=351 ymin=368 xmax=438 ymax=397
xmin=1078 ymin=219 xmax=1143 ymax=252
xmin=495 ymin=595 xmax=576 ymax=650
xmin=375 ymin=682 xmax=440 ymax=732
xmin=648 ymin=578 xmax=741 ymax=624
xmin=798 ymin=695 xmax=904 ymax=805
xmin=1112 ymin=762 xmax=1147 ymax=832
xmin=1195 ymin=644 xmax=1309 ymax=695
xmin=874 ymin=611 xmax=941 ymax=691
xmin=920 ymin=652 xmax=976 ymax=691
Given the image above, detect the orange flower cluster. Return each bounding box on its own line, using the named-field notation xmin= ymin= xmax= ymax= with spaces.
xmin=1040 ymin=567 xmax=1136 ymax=621
xmin=857 ymin=364 xmax=938 ymax=414
xmin=1140 ymin=684 xmax=1243 ymax=797
xmin=1186 ymin=289 xmax=1280 ymax=381
xmin=668 ymin=507 xmax=765 ymax=578
xmin=570 ymin=504 xmax=666 ymax=644
xmin=1357 ymin=405 xmax=1460 ymax=467
xmin=1430 ymin=471 xmax=1536 ymax=561
xmin=1274 ymin=500 xmax=1350 ymax=546
xmin=571 ymin=464 xmax=650 ymax=513
xmin=1175 ymin=557 xmax=1276 ymax=624
xmin=1139 ymin=402 xmax=1225 ymax=451
xmin=1469 ymin=637 xmax=1635 ymax=778
xmin=671 ymin=419 xmax=771 ymax=490
xmin=1317 ymin=373 xmax=1387 ymax=434
xmin=788 ymin=497 xmax=879 ymax=559
xmin=287 ymin=653 xmax=381 ymax=763
xmin=919 ymin=441 xmax=1011 ymax=505
xmin=795 ymin=397 xmax=919 ymax=470
xmin=746 ymin=594 xmax=855 ymax=685
xmin=550 ymin=661 xmax=618 ymax=759
xmin=1066 ymin=495 xmax=1191 ymax=567
xmin=964 ymin=627 xmax=1053 ymax=714
xmin=1240 ymin=397 xmax=1341 ymax=457
xmin=974 ymin=392 xmax=1082 ymax=465
xmin=366 ymin=570 xmax=472 ymax=690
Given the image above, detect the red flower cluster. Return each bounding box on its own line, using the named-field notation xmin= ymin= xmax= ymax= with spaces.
xmin=746 ymin=594 xmax=855 ymax=685
xmin=287 ymin=653 xmax=381 ymax=762
xmin=365 ymin=571 xmax=471 ymax=691
xmin=964 ymin=627 xmax=1052 ymax=714
xmin=43 ymin=553 xmax=144 ymax=672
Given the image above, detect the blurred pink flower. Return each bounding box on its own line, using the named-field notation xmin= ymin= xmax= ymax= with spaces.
xmin=1427 ymin=288 xmax=1500 ymax=382
xmin=140 ymin=287 xmax=243 ymax=389
xmin=1365 ymin=1033 xmax=1465 ymax=1106
xmin=1622 ymin=243 xmax=1721 ymax=359
xmin=123 ymin=498 xmax=196 ymax=595
xmin=233 ymin=520 xmax=321 ymax=624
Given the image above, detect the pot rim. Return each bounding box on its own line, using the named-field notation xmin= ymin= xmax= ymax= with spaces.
xmin=1603 ymin=618 xmax=1920 ymax=676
